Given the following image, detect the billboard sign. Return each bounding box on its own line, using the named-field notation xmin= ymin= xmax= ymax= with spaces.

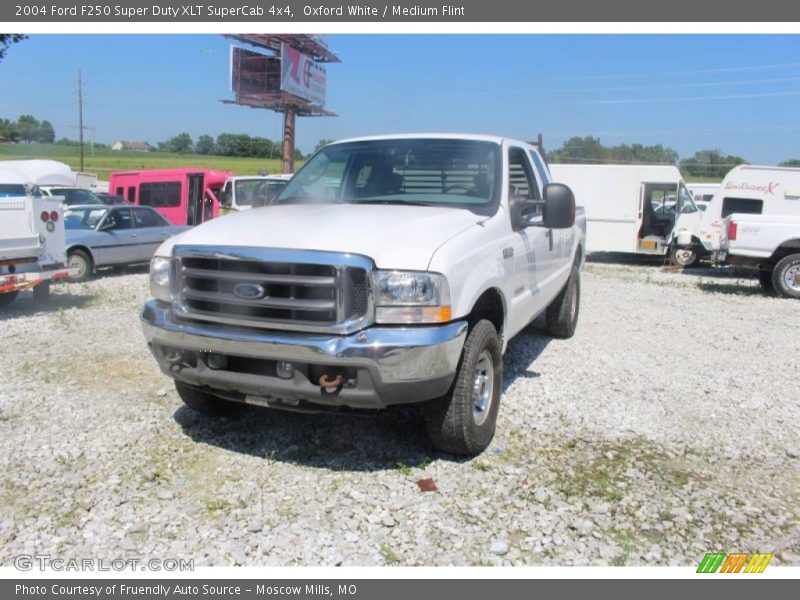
xmin=280 ymin=43 xmax=327 ymax=107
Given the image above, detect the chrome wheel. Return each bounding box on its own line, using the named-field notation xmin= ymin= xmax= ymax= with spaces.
xmin=471 ymin=350 xmax=494 ymax=426
xmin=784 ymin=264 xmax=800 ymax=292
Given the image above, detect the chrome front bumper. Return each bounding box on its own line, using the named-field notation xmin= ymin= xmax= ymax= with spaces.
xmin=141 ymin=300 xmax=467 ymax=409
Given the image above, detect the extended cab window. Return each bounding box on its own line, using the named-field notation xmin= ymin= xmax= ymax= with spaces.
xmin=276 ymin=139 xmax=502 ymax=215
xmin=721 ymin=197 xmax=763 ymax=218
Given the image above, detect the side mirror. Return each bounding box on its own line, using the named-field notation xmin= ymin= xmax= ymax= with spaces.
xmin=543 ymin=183 xmax=576 ymax=229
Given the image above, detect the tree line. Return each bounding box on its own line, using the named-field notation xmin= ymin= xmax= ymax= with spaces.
xmin=546 ymin=135 xmax=798 ymax=179
xmin=158 ymin=132 xmax=304 ymax=160
xmin=3 ymin=118 xmax=800 ymax=176
xmin=0 ymin=115 xmax=56 ymax=144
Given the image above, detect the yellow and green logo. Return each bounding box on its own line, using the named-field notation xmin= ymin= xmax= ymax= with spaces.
xmin=697 ymin=552 xmax=773 ymax=573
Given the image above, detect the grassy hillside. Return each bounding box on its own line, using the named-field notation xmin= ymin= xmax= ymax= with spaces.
xmin=0 ymin=143 xmax=287 ymax=178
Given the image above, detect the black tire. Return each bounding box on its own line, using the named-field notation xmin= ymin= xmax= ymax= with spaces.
xmin=546 ymin=266 xmax=580 ymax=338
xmin=32 ymin=281 xmax=50 ymax=304
xmin=758 ymin=268 xmax=775 ymax=295
xmin=174 ymin=381 xmax=244 ymax=417
xmin=669 ymin=247 xmax=698 ymax=268
xmin=771 ymin=253 xmax=800 ymax=299
xmin=0 ymin=291 xmax=19 ymax=307
xmin=424 ymin=319 xmax=502 ymax=456
xmin=67 ymin=249 xmax=93 ymax=283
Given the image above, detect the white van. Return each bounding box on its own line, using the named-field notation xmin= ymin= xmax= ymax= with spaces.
xmin=549 ymin=164 xmax=703 ymax=266
xmin=697 ymin=165 xmax=800 ymax=253
xmin=687 ymin=183 xmax=720 ymax=210
xmin=219 ymin=174 xmax=293 ymax=214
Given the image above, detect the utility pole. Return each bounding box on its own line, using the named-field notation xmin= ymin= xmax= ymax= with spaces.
xmin=77 ymin=69 xmax=85 ymax=172
xmin=282 ymin=107 xmax=296 ymax=174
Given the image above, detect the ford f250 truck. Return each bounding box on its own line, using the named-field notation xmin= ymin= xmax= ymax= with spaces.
xmin=141 ymin=134 xmax=586 ymax=455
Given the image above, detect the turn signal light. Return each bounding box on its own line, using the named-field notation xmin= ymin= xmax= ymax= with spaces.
xmin=40 ymin=211 xmax=49 ymax=222
xmin=50 ymin=211 xmax=59 ymax=222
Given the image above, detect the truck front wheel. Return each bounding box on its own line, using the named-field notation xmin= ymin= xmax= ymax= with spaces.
xmin=669 ymin=247 xmax=698 ymax=268
xmin=174 ymin=381 xmax=244 ymax=417
xmin=546 ymin=265 xmax=580 ymax=338
xmin=772 ymin=253 xmax=800 ymax=299
xmin=424 ymin=319 xmax=502 ymax=456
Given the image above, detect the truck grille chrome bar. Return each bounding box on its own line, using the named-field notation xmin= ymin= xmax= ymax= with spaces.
xmin=171 ymin=246 xmax=374 ymax=334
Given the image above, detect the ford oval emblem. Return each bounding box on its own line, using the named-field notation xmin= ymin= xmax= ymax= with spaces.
xmin=233 ymin=283 xmax=266 ymax=300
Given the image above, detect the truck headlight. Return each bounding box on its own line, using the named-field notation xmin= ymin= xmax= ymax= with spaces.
xmin=149 ymin=256 xmax=171 ymax=303
xmin=373 ymin=271 xmax=452 ymax=324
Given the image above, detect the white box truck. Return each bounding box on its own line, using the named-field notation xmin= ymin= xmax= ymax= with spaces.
xmin=549 ymin=164 xmax=704 ymax=266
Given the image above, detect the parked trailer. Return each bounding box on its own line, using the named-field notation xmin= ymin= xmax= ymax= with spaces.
xmin=549 ymin=164 xmax=703 ymax=266
xmin=108 ymin=168 xmax=234 ymax=226
xmin=0 ymin=167 xmax=74 ymax=306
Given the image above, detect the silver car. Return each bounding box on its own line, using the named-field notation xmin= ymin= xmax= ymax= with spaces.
xmin=65 ymin=205 xmax=189 ymax=282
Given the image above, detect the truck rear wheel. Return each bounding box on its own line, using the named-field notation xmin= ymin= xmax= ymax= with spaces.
xmin=424 ymin=319 xmax=502 ymax=456
xmin=174 ymin=381 xmax=244 ymax=417
xmin=0 ymin=291 xmax=19 ymax=307
xmin=772 ymin=253 xmax=800 ymax=299
xmin=546 ymin=266 xmax=580 ymax=338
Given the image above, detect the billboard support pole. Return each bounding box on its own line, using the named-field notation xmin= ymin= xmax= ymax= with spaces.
xmin=282 ymin=107 xmax=296 ymax=174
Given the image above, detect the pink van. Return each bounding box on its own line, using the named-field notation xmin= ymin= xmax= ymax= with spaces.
xmin=108 ymin=168 xmax=233 ymax=226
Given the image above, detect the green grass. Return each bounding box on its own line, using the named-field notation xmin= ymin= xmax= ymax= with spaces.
xmin=0 ymin=142 xmax=288 ymax=176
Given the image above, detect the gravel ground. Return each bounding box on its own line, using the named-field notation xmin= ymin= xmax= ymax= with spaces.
xmin=0 ymin=260 xmax=798 ymax=567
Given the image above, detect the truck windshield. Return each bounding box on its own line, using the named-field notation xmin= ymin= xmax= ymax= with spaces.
xmin=235 ymin=180 xmax=289 ymax=207
xmin=275 ymin=139 xmax=501 ymax=215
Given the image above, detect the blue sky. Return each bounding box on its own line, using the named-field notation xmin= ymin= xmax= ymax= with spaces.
xmin=1 ymin=34 xmax=799 ymax=163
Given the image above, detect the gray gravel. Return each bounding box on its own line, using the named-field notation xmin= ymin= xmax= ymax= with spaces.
xmin=0 ymin=260 xmax=798 ymax=566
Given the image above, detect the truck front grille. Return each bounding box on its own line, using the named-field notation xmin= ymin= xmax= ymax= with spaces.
xmin=172 ymin=247 xmax=373 ymax=334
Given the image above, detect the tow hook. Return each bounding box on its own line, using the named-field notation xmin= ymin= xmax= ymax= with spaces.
xmin=319 ymin=373 xmax=344 ymax=396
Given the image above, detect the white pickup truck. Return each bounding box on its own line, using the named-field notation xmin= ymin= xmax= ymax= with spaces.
xmin=711 ymin=165 xmax=800 ymax=298
xmin=717 ymin=214 xmax=800 ymax=298
xmin=141 ymin=134 xmax=586 ymax=455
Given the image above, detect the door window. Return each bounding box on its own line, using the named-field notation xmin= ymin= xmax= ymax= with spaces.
xmin=133 ymin=207 xmax=169 ymax=228
xmin=104 ymin=208 xmax=134 ymax=230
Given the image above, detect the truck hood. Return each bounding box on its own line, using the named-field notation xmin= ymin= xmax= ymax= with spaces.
xmin=158 ymin=203 xmax=485 ymax=270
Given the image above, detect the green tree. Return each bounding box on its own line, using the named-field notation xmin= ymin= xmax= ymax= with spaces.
xmin=158 ymin=132 xmax=193 ymax=154
xmin=37 ymin=119 xmax=55 ymax=143
xmin=195 ymin=134 xmax=215 ymax=155
xmin=15 ymin=115 xmax=40 ymax=143
xmin=779 ymin=159 xmax=800 ymax=167
xmin=313 ymin=138 xmax=334 ymax=153
xmin=0 ymin=118 xmax=19 ymax=142
xmin=680 ymin=149 xmax=747 ymax=179
xmin=0 ymin=34 xmax=26 ymax=62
